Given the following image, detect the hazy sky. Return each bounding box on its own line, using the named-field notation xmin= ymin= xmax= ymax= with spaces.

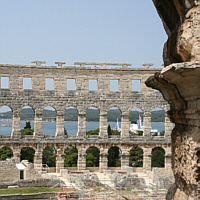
xmin=0 ymin=0 xmax=167 ymax=67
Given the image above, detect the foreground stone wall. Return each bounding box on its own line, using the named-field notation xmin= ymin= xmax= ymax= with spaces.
xmin=0 ymin=62 xmax=172 ymax=173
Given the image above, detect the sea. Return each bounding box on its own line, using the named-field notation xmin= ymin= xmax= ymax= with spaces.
xmin=0 ymin=120 xmax=165 ymax=135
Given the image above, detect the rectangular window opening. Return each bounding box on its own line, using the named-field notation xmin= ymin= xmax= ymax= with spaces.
xmin=1 ymin=77 xmax=9 ymax=89
xmin=110 ymin=80 xmax=119 ymax=91
xmin=132 ymin=80 xmax=141 ymax=91
xmin=67 ymin=79 xmax=75 ymax=90
xmin=23 ymin=77 xmax=32 ymax=89
xmin=45 ymin=78 xmax=54 ymax=90
xmin=89 ymin=79 xmax=97 ymax=91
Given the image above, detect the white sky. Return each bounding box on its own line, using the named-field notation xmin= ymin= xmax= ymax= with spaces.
xmin=0 ymin=0 xmax=167 ymax=67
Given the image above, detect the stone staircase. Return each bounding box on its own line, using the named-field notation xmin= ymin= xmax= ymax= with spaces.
xmin=94 ymin=172 xmax=114 ymax=188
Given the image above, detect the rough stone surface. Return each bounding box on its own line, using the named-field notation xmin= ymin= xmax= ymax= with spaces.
xmin=153 ymin=0 xmax=200 ymax=65
xmin=0 ymin=63 xmax=173 ymax=173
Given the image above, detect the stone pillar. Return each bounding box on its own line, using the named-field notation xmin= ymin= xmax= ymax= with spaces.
xmin=34 ymin=144 xmax=43 ymax=171
xmin=99 ymin=153 xmax=108 ymax=172
xmin=56 ymin=113 xmax=64 ymax=136
xmin=165 ymin=147 xmax=172 ymax=172
xmin=11 ymin=112 xmax=21 ymax=137
xmin=77 ymin=113 xmax=86 ymax=137
xmin=13 ymin=149 xmax=21 ymax=163
xmin=34 ymin=112 xmax=43 ymax=136
xmin=56 ymin=150 xmax=65 ymax=173
xmin=165 ymin=113 xmax=173 ymax=138
xmin=143 ymin=112 xmax=151 ymax=137
xmin=99 ymin=112 xmax=107 ymax=138
xmin=77 ymin=153 xmax=86 ymax=171
xmin=143 ymin=147 xmax=151 ymax=172
xmin=121 ymin=114 xmax=129 ymax=138
xmin=121 ymin=153 xmax=130 ymax=170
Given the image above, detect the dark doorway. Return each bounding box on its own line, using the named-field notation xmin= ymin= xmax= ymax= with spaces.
xmin=20 ymin=170 xmax=24 ymax=179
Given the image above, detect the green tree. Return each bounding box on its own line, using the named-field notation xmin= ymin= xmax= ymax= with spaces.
xmin=107 ymin=125 xmax=112 ymax=136
xmin=151 ymin=147 xmax=165 ymax=167
xmin=20 ymin=147 xmax=34 ymax=163
xmin=86 ymin=147 xmax=99 ymax=167
xmin=42 ymin=146 xmax=56 ymax=167
xmin=0 ymin=147 xmax=13 ymax=160
xmin=64 ymin=127 xmax=67 ymax=135
xmin=86 ymin=129 xmax=99 ymax=135
xmin=129 ymin=147 xmax=143 ymax=167
xmin=20 ymin=121 xmax=34 ymax=135
xmin=108 ymin=147 xmax=121 ymax=167
xmin=64 ymin=146 xmax=78 ymax=167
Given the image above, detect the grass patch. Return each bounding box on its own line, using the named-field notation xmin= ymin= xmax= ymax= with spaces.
xmin=0 ymin=187 xmax=71 ymax=195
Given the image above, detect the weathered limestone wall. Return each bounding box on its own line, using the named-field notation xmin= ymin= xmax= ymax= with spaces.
xmin=0 ymin=62 xmax=173 ymax=173
xmin=147 ymin=1 xmax=200 ymax=199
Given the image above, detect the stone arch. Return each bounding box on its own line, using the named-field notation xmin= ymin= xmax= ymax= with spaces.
xmin=0 ymin=105 xmax=12 ymax=135
xmin=129 ymin=146 xmax=143 ymax=167
xmin=42 ymin=146 xmax=57 ymax=167
xmin=20 ymin=147 xmax=35 ymax=163
xmin=107 ymin=107 xmax=121 ymax=135
xmin=129 ymin=107 xmax=144 ymax=136
xmin=86 ymin=146 xmax=100 ymax=167
xmin=0 ymin=146 xmax=13 ymax=160
xmin=64 ymin=146 xmax=78 ymax=167
xmin=42 ymin=106 xmax=56 ymax=135
xmin=151 ymin=107 xmax=165 ymax=136
xmin=151 ymin=146 xmax=165 ymax=168
xmin=108 ymin=146 xmax=121 ymax=167
xmin=64 ymin=106 xmax=78 ymax=135
xmin=86 ymin=107 xmax=99 ymax=135
xmin=20 ymin=106 xmax=34 ymax=135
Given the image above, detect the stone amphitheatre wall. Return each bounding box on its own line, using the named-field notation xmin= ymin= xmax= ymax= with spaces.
xmin=0 ymin=62 xmax=173 ymax=173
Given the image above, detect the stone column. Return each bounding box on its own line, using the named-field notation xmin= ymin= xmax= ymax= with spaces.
xmin=165 ymin=147 xmax=172 ymax=172
xmin=165 ymin=114 xmax=173 ymax=138
xmin=143 ymin=112 xmax=151 ymax=137
xmin=77 ymin=153 xmax=86 ymax=171
xmin=143 ymin=147 xmax=151 ymax=172
xmin=121 ymin=114 xmax=129 ymax=138
xmin=13 ymin=148 xmax=21 ymax=163
xmin=11 ymin=112 xmax=21 ymax=138
xmin=56 ymin=150 xmax=65 ymax=173
xmin=99 ymin=153 xmax=108 ymax=172
xmin=56 ymin=113 xmax=65 ymax=136
xmin=121 ymin=153 xmax=130 ymax=170
xmin=34 ymin=144 xmax=43 ymax=171
xmin=77 ymin=113 xmax=86 ymax=137
xmin=99 ymin=112 xmax=107 ymax=138
xmin=34 ymin=112 xmax=43 ymax=136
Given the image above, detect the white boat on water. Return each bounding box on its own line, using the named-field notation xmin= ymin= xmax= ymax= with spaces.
xmin=129 ymin=114 xmax=159 ymax=135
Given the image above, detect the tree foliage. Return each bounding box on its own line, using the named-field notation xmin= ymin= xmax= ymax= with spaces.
xmin=86 ymin=129 xmax=99 ymax=135
xmin=0 ymin=147 xmax=13 ymax=160
xmin=86 ymin=147 xmax=99 ymax=167
xmin=64 ymin=146 xmax=78 ymax=167
xmin=42 ymin=146 xmax=56 ymax=167
xmin=107 ymin=125 xmax=112 ymax=136
xmin=20 ymin=147 xmax=35 ymax=163
xmin=20 ymin=121 xmax=34 ymax=135
xmin=129 ymin=147 xmax=143 ymax=167
xmin=108 ymin=147 xmax=121 ymax=167
xmin=151 ymin=147 xmax=165 ymax=167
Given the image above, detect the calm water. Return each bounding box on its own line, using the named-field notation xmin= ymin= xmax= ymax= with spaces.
xmin=0 ymin=120 xmax=165 ymax=135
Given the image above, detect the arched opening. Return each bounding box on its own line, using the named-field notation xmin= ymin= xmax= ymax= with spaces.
xmin=107 ymin=107 xmax=121 ymax=136
xmin=151 ymin=107 xmax=165 ymax=136
xmin=86 ymin=146 xmax=100 ymax=167
xmin=0 ymin=146 xmax=13 ymax=160
xmin=151 ymin=147 xmax=165 ymax=168
xmin=64 ymin=107 xmax=78 ymax=135
xmin=0 ymin=106 xmax=12 ymax=135
xmin=42 ymin=146 xmax=56 ymax=167
xmin=129 ymin=147 xmax=143 ymax=167
xmin=20 ymin=147 xmax=35 ymax=163
xmin=129 ymin=107 xmax=143 ymax=136
xmin=108 ymin=146 xmax=121 ymax=167
xmin=42 ymin=106 xmax=56 ymax=135
xmin=86 ymin=107 xmax=99 ymax=135
xmin=20 ymin=106 xmax=34 ymax=135
xmin=64 ymin=146 xmax=78 ymax=167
